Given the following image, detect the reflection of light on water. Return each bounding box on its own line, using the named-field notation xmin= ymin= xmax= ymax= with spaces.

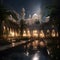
xmin=35 ymin=40 xmax=38 ymax=44
xmin=32 ymin=52 xmax=40 ymax=60
xmin=47 ymin=49 xmax=50 ymax=55
xmin=12 ymin=43 xmax=15 ymax=47
xmin=40 ymin=41 xmax=45 ymax=47
xmin=26 ymin=51 xmax=29 ymax=56
xmin=24 ymin=51 xmax=29 ymax=56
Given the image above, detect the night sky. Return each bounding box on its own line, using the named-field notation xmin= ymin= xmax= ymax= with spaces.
xmin=2 ymin=0 xmax=53 ymax=17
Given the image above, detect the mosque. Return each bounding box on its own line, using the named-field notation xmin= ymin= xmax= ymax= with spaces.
xmin=19 ymin=8 xmax=59 ymax=38
xmin=0 ymin=8 xmax=59 ymax=40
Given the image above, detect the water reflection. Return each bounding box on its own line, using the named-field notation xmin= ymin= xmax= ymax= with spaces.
xmin=12 ymin=42 xmax=15 ymax=47
xmin=6 ymin=50 xmax=49 ymax=60
xmin=32 ymin=51 xmax=40 ymax=60
xmin=1 ymin=39 xmax=55 ymax=60
xmin=11 ymin=39 xmax=16 ymax=47
xmin=24 ymin=51 xmax=29 ymax=56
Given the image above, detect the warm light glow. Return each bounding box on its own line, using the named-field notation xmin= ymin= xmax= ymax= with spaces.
xmin=35 ymin=40 xmax=38 ymax=44
xmin=9 ymin=29 xmax=14 ymax=37
xmin=23 ymin=30 xmax=27 ymax=37
xmin=11 ymin=32 xmax=14 ymax=36
xmin=51 ymin=29 xmax=56 ymax=37
xmin=32 ymin=41 xmax=35 ymax=47
xmin=35 ymin=40 xmax=39 ymax=46
xmin=40 ymin=30 xmax=45 ymax=38
xmin=8 ymin=28 xmax=20 ymax=37
xmin=27 ymin=30 xmax=31 ymax=37
xmin=3 ymin=26 xmax=6 ymax=30
xmin=33 ymin=30 xmax=38 ymax=37
xmin=40 ymin=41 xmax=45 ymax=47
xmin=12 ymin=42 xmax=15 ymax=47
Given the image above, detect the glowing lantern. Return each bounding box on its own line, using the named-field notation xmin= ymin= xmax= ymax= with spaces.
xmin=40 ymin=30 xmax=45 ymax=38
xmin=33 ymin=30 xmax=38 ymax=37
xmin=51 ymin=29 xmax=56 ymax=37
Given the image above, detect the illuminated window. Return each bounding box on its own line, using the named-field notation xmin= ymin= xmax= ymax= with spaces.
xmin=3 ymin=26 xmax=6 ymax=30
xmin=23 ymin=30 xmax=27 ymax=37
xmin=27 ymin=30 xmax=31 ymax=37
xmin=9 ymin=29 xmax=14 ymax=37
xmin=40 ymin=30 xmax=45 ymax=38
xmin=10 ymin=31 xmax=14 ymax=37
xmin=33 ymin=30 xmax=38 ymax=37
xmin=51 ymin=29 xmax=56 ymax=37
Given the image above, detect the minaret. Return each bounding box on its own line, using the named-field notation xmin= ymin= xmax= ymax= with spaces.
xmin=20 ymin=8 xmax=25 ymax=19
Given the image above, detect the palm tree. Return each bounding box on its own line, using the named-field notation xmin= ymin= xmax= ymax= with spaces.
xmin=0 ymin=5 xmax=8 ymax=38
xmin=46 ymin=0 xmax=60 ymax=36
xmin=19 ymin=19 xmax=27 ymax=38
xmin=8 ymin=10 xmax=19 ymax=21
xmin=0 ymin=4 xmax=18 ymax=39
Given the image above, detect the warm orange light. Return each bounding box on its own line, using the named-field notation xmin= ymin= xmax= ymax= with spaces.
xmin=51 ymin=29 xmax=56 ymax=37
xmin=27 ymin=30 xmax=31 ymax=37
xmin=40 ymin=30 xmax=45 ymax=38
xmin=9 ymin=29 xmax=14 ymax=37
xmin=11 ymin=32 xmax=14 ymax=36
xmin=56 ymin=32 xmax=59 ymax=37
xmin=3 ymin=26 xmax=6 ymax=30
xmin=35 ymin=40 xmax=39 ymax=46
xmin=33 ymin=30 xmax=38 ymax=37
xmin=40 ymin=41 xmax=45 ymax=47
xmin=23 ymin=30 xmax=27 ymax=37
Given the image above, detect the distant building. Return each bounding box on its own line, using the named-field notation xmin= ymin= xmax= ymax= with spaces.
xmin=0 ymin=8 xmax=59 ymax=39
